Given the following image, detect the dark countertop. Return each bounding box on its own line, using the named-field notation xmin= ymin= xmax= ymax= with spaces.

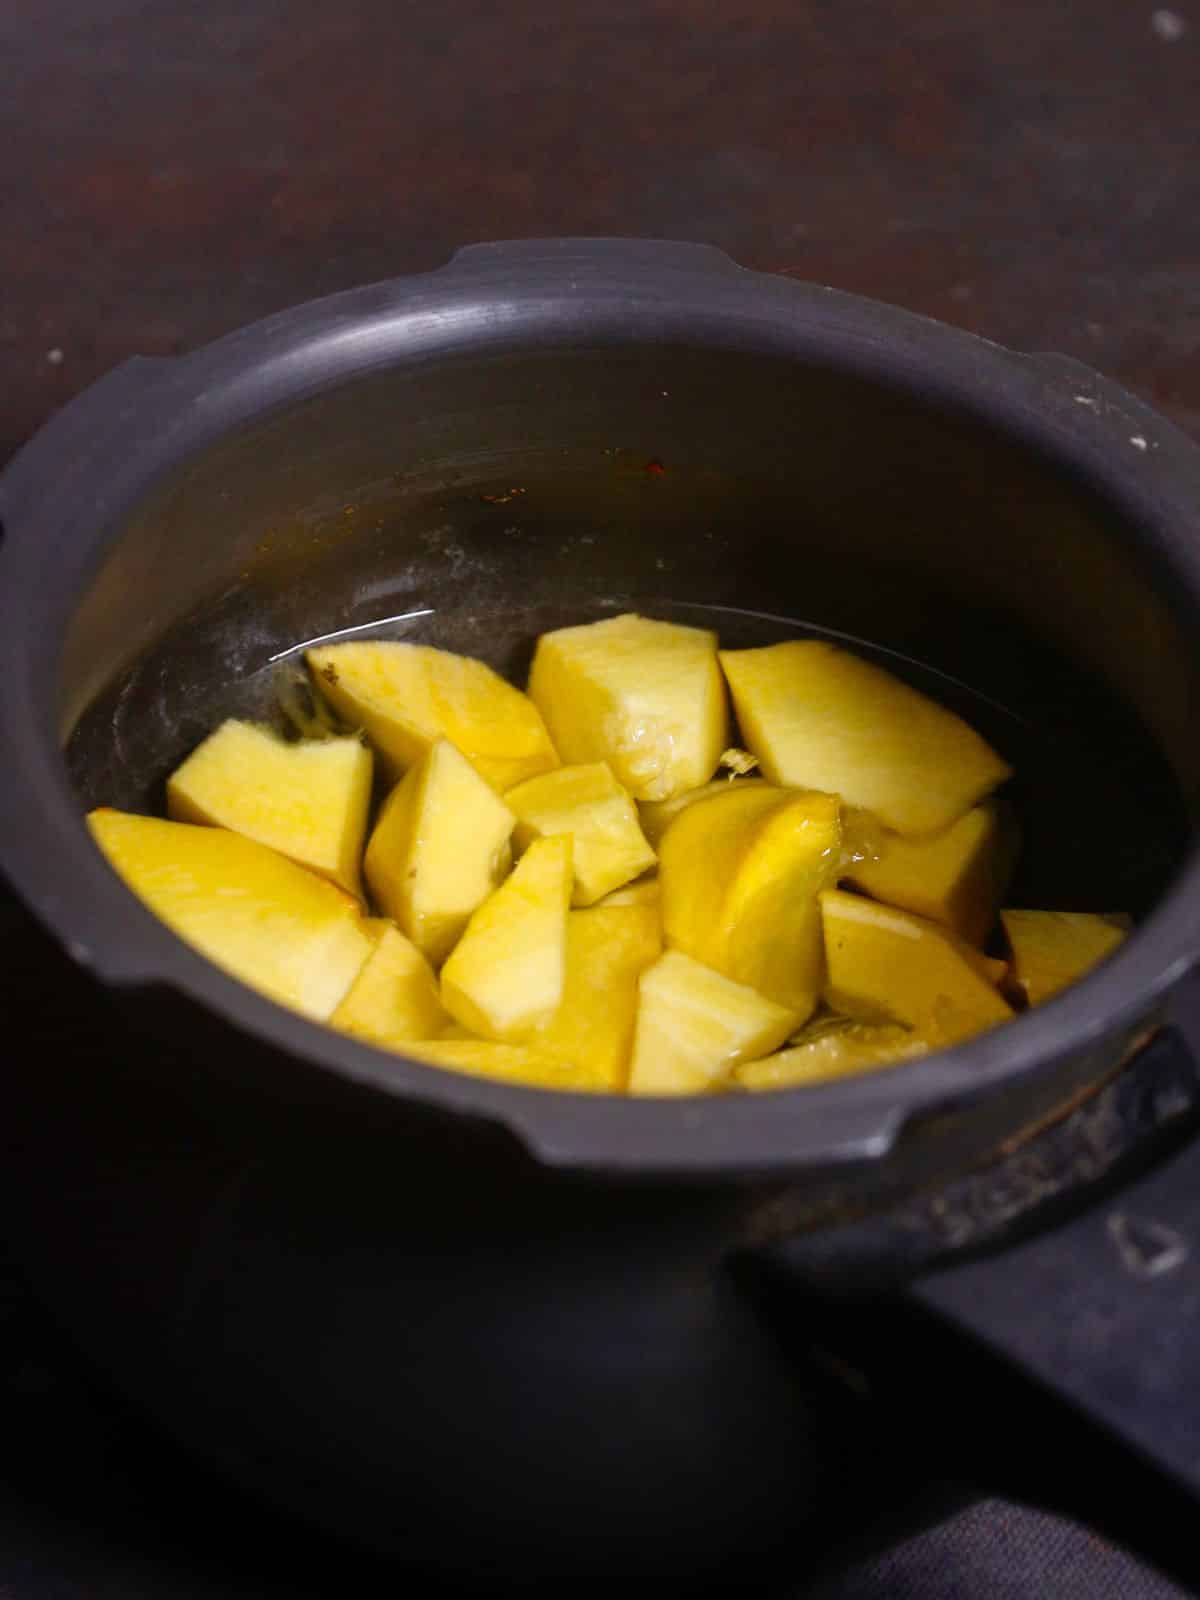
xmin=3 ymin=0 xmax=1199 ymax=475
xmin=2 ymin=3 xmax=1200 ymax=1594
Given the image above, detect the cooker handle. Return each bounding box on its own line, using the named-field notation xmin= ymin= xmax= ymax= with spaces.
xmin=906 ymin=1044 xmax=1200 ymax=1501
xmin=442 ymin=236 xmax=748 ymax=278
xmin=758 ymin=1023 xmax=1200 ymax=1508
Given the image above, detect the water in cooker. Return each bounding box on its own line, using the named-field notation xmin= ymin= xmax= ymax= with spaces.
xmin=67 ymin=597 xmax=1187 ymax=924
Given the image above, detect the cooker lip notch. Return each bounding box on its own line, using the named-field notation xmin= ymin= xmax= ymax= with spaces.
xmin=2 ymin=236 xmax=1200 ymax=1179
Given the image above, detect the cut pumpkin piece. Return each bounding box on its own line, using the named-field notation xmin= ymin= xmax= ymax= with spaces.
xmin=88 ymin=810 xmax=372 ymax=1021
xmin=842 ymin=801 xmax=1019 ymax=947
xmin=440 ymin=835 xmax=572 ymax=1041
xmin=166 ymin=720 xmax=373 ymax=899
xmin=1000 ymin=910 xmax=1130 ymax=1007
xmin=307 ymin=640 xmax=559 ymax=791
xmin=821 ymin=888 xmax=1013 ymax=1046
xmin=659 ymin=784 xmax=841 ymax=1018
xmin=405 ymin=1037 xmax=612 ymax=1092
xmin=528 ymin=612 xmax=729 ymax=802
xmin=628 ymin=950 xmax=799 ymax=1096
xmin=364 ymin=738 xmax=515 ymax=965
xmin=735 ymin=1017 xmax=931 ymax=1091
xmin=535 ymin=904 xmax=663 ymax=1090
xmin=330 ymin=922 xmax=449 ymax=1047
xmin=593 ymin=875 xmax=660 ymax=909
xmin=719 ymin=640 xmax=1011 ymax=835
xmin=506 ymin=762 xmax=656 ymax=906
xmin=639 ymin=777 xmax=771 ymax=848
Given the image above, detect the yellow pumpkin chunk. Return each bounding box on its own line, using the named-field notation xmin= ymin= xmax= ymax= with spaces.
xmin=719 ymin=640 xmax=1011 ymax=835
xmin=528 ymin=613 xmax=729 ymax=802
xmin=639 ymin=777 xmax=771 ymax=848
xmin=88 ymin=810 xmax=371 ymax=1021
xmin=364 ymin=738 xmax=514 ymax=965
xmin=628 ymin=950 xmax=798 ymax=1096
xmin=821 ymin=888 xmax=1013 ymax=1045
xmin=842 ymin=801 xmax=1019 ymax=946
xmin=735 ymin=1017 xmax=930 ymax=1090
xmin=406 ymin=1037 xmax=611 ymax=1091
xmin=330 ymin=922 xmax=449 ymax=1046
xmin=506 ymin=762 xmax=656 ymax=906
xmin=307 ymin=640 xmax=558 ymax=791
xmin=534 ymin=905 xmax=663 ymax=1090
xmin=1000 ymin=910 xmax=1130 ymax=1007
xmin=659 ymin=784 xmax=841 ymax=1018
xmin=592 ymin=876 xmax=660 ymax=908
xmin=166 ymin=720 xmax=373 ymax=899
xmin=440 ymin=836 xmax=572 ymax=1040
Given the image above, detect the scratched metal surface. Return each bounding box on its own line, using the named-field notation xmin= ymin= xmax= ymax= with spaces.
xmin=762 ymin=1018 xmax=1200 ymax=1288
xmin=914 ymin=1087 xmax=1200 ymax=1490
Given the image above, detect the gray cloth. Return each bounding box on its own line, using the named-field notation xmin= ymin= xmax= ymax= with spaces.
xmin=807 ymin=1498 xmax=1188 ymax=1599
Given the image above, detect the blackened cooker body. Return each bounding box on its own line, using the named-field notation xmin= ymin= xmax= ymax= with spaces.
xmin=1 ymin=240 xmax=1199 ymax=1579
